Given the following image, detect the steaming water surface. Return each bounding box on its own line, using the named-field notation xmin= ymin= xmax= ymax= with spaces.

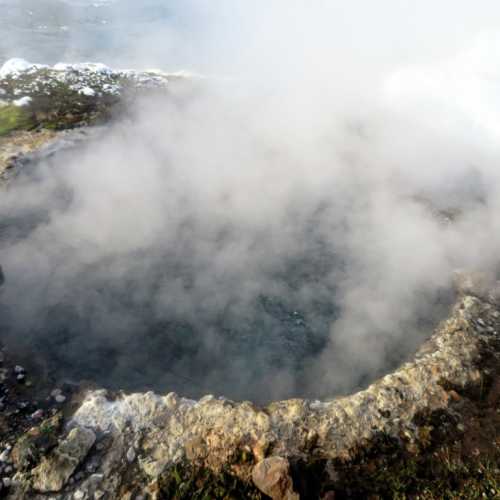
xmin=0 ymin=113 xmax=453 ymax=403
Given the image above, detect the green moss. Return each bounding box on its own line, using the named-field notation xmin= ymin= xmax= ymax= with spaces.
xmin=158 ymin=463 xmax=263 ymax=500
xmin=0 ymin=105 xmax=36 ymax=136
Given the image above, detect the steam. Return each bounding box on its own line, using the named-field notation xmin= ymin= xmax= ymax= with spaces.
xmin=1 ymin=2 xmax=500 ymax=402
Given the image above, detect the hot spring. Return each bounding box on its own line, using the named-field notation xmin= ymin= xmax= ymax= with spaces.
xmin=0 ymin=86 xmax=455 ymax=403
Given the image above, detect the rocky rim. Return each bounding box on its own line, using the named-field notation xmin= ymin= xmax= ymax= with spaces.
xmin=0 ymin=60 xmax=499 ymax=499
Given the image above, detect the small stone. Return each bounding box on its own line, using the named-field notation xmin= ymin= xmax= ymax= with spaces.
xmin=2 ymin=477 xmax=11 ymax=488
xmin=74 ymin=490 xmax=85 ymax=499
xmin=54 ymin=394 xmax=66 ymax=404
xmin=126 ymin=446 xmax=136 ymax=463
xmin=16 ymin=374 xmax=25 ymax=382
xmin=31 ymin=409 xmax=44 ymax=420
xmin=0 ymin=450 xmax=10 ymax=462
xmin=4 ymin=466 xmax=12 ymax=474
xmin=13 ymin=366 xmax=25 ymax=374
xmin=50 ymin=389 xmax=62 ymax=398
xmin=94 ymin=491 xmax=104 ymax=500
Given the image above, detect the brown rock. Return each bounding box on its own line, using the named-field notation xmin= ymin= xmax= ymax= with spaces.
xmin=252 ymin=456 xmax=299 ymax=500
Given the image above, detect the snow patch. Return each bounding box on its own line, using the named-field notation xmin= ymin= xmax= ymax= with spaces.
xmin=0 ymin=58 xmax=48 ymax=79
xmin=53 ymin=62 xmax=113 ymax=75
xmin=13 ymin=96 xmax=33 ymax=107
xmin=78 ymin=86 xmax=96 ymax=97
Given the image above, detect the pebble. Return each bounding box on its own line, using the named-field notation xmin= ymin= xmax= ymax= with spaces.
xmin=31 ymin=409 xmax=44 ymax=420
xmin=74 ymin=490 xmax=85 ymax=500
xmin=16 ymin=373 xmax=25 ymax=382
xmin=51 ymin=389 xmax=62 ymax=398
xmin=126 ymin=446 xmax=136 ymax=463
xmin=4 ymin=466 xmax=12 ymax=474
xmin=2 ymin=477 xmax=11 ymax=488
xmin=13 ymin=366 xmax=25 ymax=374
xmin=94 ymin=491 xmax=104 ymax=500
xmin=0 ymin=450 xmax=10 ymax=462
xmin=54 ymin=394 xmax=66 ymax=404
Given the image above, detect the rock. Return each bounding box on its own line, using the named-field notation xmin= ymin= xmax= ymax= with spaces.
xmin=55 ymin=395 xmax=67 ymax=404
xmin=74 ymin=490 xmax=85 ymax=499
xmin=126 ymin=446 xmax=136 ymax=463
xmin=0 ymin=449 xmax=10 ymax=462
xmin=13 ymin=366 xmax=24 ymax=374
xmin=2 ymin=477 xmax=11 ymax=488
xmin=31 ymin=409 xmax=44 ymax=420
xmin=32 ymin=427 xmax=96 ymax=493
xmin=252 ymin=457 xmax=299 ymax=500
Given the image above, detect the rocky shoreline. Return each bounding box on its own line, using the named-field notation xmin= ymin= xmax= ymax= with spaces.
xmin=0 ymin=60 xmax=499 ymax=499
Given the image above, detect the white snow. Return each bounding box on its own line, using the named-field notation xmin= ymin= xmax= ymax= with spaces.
xmin=0 ymin=58 xmax=47 ymax=79
xmin=12 ymin=96 xmax=33 ymax=107
xmin=53 ymin=62 xmax=113 ymax=75
xmin=78 ymin=86 xmax=96 ymax=97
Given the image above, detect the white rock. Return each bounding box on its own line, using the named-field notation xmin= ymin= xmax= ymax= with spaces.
xmin=2 ymin=477 xmax=11 ymax=487
xmin=74 ymin=490 xmax=85 ymax=499
xmin=55 ymin=394 xmax=67 ymax=404
xmin=126 ymin=446 xmax=136 ymax=463
xmin=14 ymin=366 xmax=25 ymax=374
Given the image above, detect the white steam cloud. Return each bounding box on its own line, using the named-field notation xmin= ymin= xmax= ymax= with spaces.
xmin=1 ymin=2 xmax=500 ymax=402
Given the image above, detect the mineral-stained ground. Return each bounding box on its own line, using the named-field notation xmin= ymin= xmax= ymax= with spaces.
xmin=0 ymin=63 xmax=498 ymax=499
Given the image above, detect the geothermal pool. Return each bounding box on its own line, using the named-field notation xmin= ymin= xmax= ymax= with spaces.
xmin=0 ymin=123 xmax=454 ymax=403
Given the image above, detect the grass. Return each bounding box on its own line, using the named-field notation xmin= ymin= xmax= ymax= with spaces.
xmin=0 ymin=105 xmax=36 ymax=136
